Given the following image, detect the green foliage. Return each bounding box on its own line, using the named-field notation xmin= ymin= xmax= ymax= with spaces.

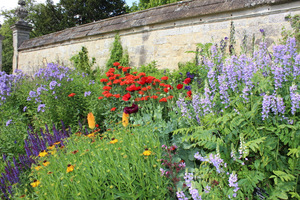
xmin=70 ymin=46 xmax=97 ymax=78
xmin=129 ymin=0 xmax=182 ymax=12
xmin=59 ymin=0 xmax=127 ymax=25
xmin=20 ymin=125 xmax=170 ymax=199
xmin=106 ymin=33 xmax=129 ymax=69
xmin=0 ymin=13 xmax=16 ymax=73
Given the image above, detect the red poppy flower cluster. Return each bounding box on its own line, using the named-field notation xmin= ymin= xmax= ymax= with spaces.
xmin=98 ymin=62 xmax=175 ymax=103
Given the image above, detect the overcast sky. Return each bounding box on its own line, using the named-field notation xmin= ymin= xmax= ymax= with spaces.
xmin=0 ymin=0 xmax=137 ymax=24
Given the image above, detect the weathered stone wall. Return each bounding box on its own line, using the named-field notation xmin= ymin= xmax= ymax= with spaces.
xmin=17 ymin=0 xmax=300 ymax=74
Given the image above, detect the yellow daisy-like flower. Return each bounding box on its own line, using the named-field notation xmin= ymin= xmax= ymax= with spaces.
xmin=42 ymin=160 xmax=50 ymax=167
xmin=67 ymin=164 xmax=75 ymax=173
xmin=47 ymin=145 xmax=55 ymax=150
xmin=87 ymin=112 xmax=95 ymax=129
xmin=110 ymin=138 xmax=118 ymax=144
xmin=31 ymin=180 xmax=41 ymax=187
xmin=143 ymin=149 xmax=152 ymax=156
xmin=122 ymin=112 xmax=129 ymax=127
xmin=87 ymin=132 xmax=95 ymax=138
xmin=34 ymin=165 xmax=42 ymax=171
xmin=54 ymin=141 xmax=61 ymax=145
xmin=38 ymin=150 xmax=48 ymax=157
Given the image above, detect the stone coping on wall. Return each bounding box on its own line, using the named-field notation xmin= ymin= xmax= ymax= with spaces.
xmin=19 ymin=0 xmax=296 ymax=50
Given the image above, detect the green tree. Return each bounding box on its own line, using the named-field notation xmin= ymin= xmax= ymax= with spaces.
xmin=29 ymin=0 xmax=74 ymax=37
xmin=59 ymin=0 xmax=127 ymax=25
xmin=129 ymin=0 xmax=181 ymax=12
xmin=0 ymin=10 xmax=17 ymax=73
xmin=106 ymin=33 xmax=129 ymax=69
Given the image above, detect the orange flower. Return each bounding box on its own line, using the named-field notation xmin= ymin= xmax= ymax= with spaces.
xmin=167 ymin=96 xmax=174 ymax=100
xmin=68 ymin=93 xmax=76 ymax=97
xmin=87 ymin=113 xmax=95 ymax=129
xmin=111 ymin=107 xmax=117 ymax=112
xmin=122 ymin=112 xmax=129 ymax=127
xmin=98 ymin=96 xmax=104 ymax=100
xmin=71 ymin=150 xmax=79 ymax=154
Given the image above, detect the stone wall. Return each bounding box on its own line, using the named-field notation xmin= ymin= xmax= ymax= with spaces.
xmin=16 ymin=0 xmax=300 ymax=74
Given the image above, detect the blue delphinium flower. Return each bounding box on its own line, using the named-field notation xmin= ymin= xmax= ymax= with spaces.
xmin=176 ymin=191 xmax=188 ymax=200
xmin=6 ymin=119 xmax=12 ymax=126
xmin=37 ymin=104 xmax=46 ymax=112
xmin=84 ymin=91 xmax=91 ymax=97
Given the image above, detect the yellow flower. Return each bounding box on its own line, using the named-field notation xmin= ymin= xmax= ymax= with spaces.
xmin=47 ymin=145 xmax=55 ymax=150
xmin=110 ymin=138 xmax=118 ymax=144
xmin=87 ymin=133 xmax=95 ymax=138
xmin=42 ymin=160 xmax=50 ymax=167
xmin=67 ymin=164 xmax=75 ymax=173
xmin=54 ymin=141 xmax=60 ymax=145
xmin=38 ymin=150 xmax=48 ymax=157
xmin=143 ymin=149 xmax=152 ymax=156
xmin=122 ymin=112 xmax=129 ymax=127
xmin=31 ymin=180 xmax=41 ymax=187
xmin=87 ymin=112 xmax=95 ymax=129
xmin=34 ymin=165 xmax=42 ymax=171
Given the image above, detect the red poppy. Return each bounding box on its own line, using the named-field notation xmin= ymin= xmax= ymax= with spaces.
xmin=68 ymin=93 xmax=76 ymax=97
xmin=177 ymin=84 xmax=183 ymax=89
xmin=167 ymin=96 xmax=173 ymax=100
xmin=104 ymin=93 xmax=113 ymax=98
xmin=111 ymin=107 xmax=117 ymax=111
xmin=161 ymin=76 xmax=168 ymax=80
xmin=122 ymin=93 xmax=131 ymax=101
xmin=141 ymin=96 xmax=149 ymax=101
xmin=139 ymin=91 xmax=144 ymax=95
xmin=187 ymin=90 xmax=192 ymax=97
xmin=159 ymin=83 xmax=165 ymax=87
xmin=183 ymin=78 xmax=191 ymax=84
xmin=159 ymin=97 xmax=167 ymax=102
xmin=98 ymin=96 xmax=104 ymax=100
xmin=103 ymin=86 xmax=112 ymax=90
xmin=100 ymin=78 xmax=108 ymax=82
xmin=150 ymin=95 xmax=158 ymax=99
xmin=107 ymin=81 xmax=112 ymax=86
xmin=95 ymin=124 xmax=99 ymax=128
xmin=113 ymin=62 xmax=120 ymax=66
xmin=113 ymin=94 xmax=121 ymax=98
xmin=164 ymin=88 xmax=169 ymax=93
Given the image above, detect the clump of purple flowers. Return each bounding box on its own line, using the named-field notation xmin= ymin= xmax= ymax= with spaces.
xmin=0 ymin=70 xmax=26 ymax=106
xmin=0 ymin=122 xmax=72 ymax=199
